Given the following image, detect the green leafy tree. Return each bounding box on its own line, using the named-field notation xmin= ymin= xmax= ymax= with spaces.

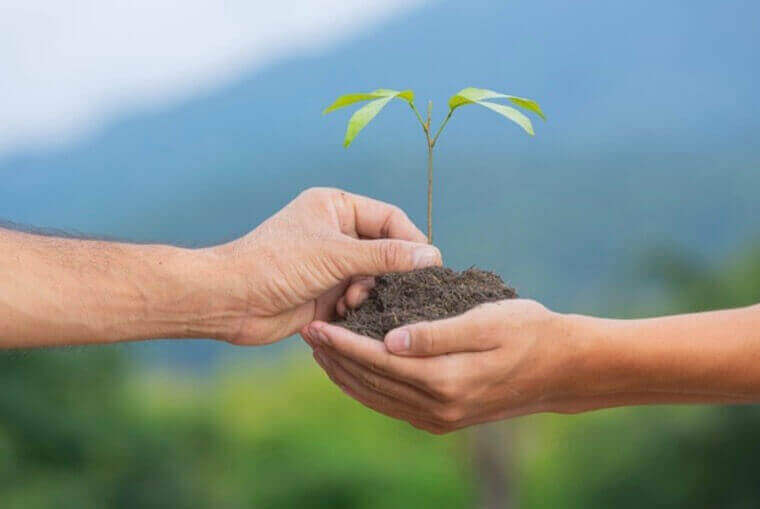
xmin=324 ymin=87 xmax=545 ymax=243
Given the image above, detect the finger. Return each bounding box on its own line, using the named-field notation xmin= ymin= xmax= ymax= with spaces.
xmin=316 ymin=350 xmax=465 ymax=434
xmin=340 ymin=379 xmax=449 ymax=434
xmin=313 ymin=280 xmax=350 ymax=322
xmin=384 ymin=302 xmax=504 ymax=356
xmin=339 ymin=191 xmax=427 ymax=243
xmin=336 ymin=297 xmax=348 ymax=318
xmin=313 ymin=348 xmax=439 ymax=425
xmin=344 ymin=277 xmax=375 ymax=309
xmin=309 ymin=321 xmax=438 ymax=390
xmin=300 ymin=329 xmax=315 ymax=348
xmin=342 ymin=238 xmax=442 ymax=277
xmin=323 ymin=348 xmax=441 ymax=411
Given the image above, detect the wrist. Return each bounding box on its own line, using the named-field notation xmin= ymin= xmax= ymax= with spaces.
xmin=166 ymin=246 xmax=252 ymax=341
xmin=539 ymin=312 xmax=631 ymax=407
xmin=127 ymin=244 xmax=249 ymax=342
xmin=551 ymin=313 xmax=688 ymax=402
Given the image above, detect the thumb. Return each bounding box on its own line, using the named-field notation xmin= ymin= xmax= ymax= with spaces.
xmin=384 ymin=305 xmax=501 ymax=356
xmin=343 ymin=238 xmax=442 ymax=276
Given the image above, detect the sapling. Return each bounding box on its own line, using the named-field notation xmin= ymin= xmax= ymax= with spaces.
xmin=323 ymin=87 xmax=545 ymax=243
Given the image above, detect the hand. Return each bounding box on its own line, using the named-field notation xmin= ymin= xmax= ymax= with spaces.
xmin=209 ymin=187 xmax=441 ymax=345
xmin=303 ymin=299 xmax=580 ymax=434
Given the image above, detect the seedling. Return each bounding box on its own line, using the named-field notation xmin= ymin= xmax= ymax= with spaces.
xmin=323 ymin=87 xmax=545 ymax=243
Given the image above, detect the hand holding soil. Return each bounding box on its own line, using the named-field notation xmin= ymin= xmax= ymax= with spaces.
xmin=209 ymin=187 xmax=442 ymax=345
xmin=304 ymin=299 xmax=565 ymax=434
xmin=0 ymin=187 xmax=441 ymax=348
xmin=305 ymin=295 xmax=760 ymax=434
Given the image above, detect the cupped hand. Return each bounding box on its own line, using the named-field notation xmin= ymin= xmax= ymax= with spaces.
xmin=210 ymin=187 xmax=441 ymax=345
xmin=303 ymin=299 xmax=584 ymax=434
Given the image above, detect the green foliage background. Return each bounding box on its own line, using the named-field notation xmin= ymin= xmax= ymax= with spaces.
xmin=2 ymin=244 xmax=759 ymax=508
xmin=0 ymin=350 xmax=473 ymax=508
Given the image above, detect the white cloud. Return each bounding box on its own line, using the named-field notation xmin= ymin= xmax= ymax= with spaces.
xmin=0 ymin=0 xmax=427 ymax=157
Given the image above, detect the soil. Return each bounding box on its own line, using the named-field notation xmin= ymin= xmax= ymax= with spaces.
xmin=340 ymin=266 xmax=517 ymax=339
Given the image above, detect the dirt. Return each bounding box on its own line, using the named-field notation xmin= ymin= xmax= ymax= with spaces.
xmin=340 ymin=266 xmax=517 ymax=339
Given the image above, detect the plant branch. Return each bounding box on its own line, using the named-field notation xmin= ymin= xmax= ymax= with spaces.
xmin=431 ymin=109 xmax=453 ymax=147
xmin=409 ymin=103 xmax=428 ymax=134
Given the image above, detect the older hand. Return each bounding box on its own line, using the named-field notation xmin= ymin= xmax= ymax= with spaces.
xmin=210 ymin=187 xmax=441 ymax=345
xmin=304 ymin=299 xmax=583 ymax=433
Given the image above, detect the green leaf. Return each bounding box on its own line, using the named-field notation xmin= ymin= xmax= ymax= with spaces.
xmin=448 ymin=87 xmax=500 ymax=109
xmin=323 ymin=93 xmax=386 ymax=115
xmin=505 ymin=96 xmax=545 ymax=120
xmin=478 ymin=101 xmax=534 ymax=136
xmin=447 ymin=87 xmax=545 ymax=133
xmin=323 ymin=89 xmax=414 ymax=115
xmin=343 ymin=96 xmax=394 ymax=147
xmin=373 ymin=89 xmax=414 ymax=103
xmin=323 ymin=88 xmax=414 ymax=147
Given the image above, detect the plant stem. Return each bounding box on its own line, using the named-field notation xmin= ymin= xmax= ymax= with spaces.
xmin=431 ymin=109 xmax=453 ymax=147
xmin=409 ymin=103 xmax=427 ymax=133
xmin=426 ymin=101 xmax=433 ymax=244
xmin=427 ymin=142 xmax=433 ymax=244
xmin=410 ymin=100 xmax=456 ymax=244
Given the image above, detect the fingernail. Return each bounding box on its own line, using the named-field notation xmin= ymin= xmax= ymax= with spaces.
xmin=412 ymin=246 xmax=441 ymax=269
xmin=385 ymin=329 xmax=410 ymax=353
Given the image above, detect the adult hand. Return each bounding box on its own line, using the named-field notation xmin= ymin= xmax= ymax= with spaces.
xmin=211 ymin=187 xmax=441 ymax=345
xmin=303 ymin=299 xmax=579 ymax=433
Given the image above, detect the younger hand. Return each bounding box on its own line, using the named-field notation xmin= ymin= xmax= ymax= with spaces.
xmin=304 ymin=299 xmax=577 ymax=433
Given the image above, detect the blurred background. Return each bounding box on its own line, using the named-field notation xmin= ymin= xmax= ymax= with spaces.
xmin=1 ymin=0 xmax=760 ymax=507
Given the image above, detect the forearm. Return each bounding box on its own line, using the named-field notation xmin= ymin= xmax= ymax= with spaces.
xmin=0 ymin=228 xmax=241 ymax=348
xmin=559 ymin=305 xmax=760 ymax=410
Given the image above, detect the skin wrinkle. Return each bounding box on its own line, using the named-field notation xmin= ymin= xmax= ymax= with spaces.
xmin=1 ymin=188 xmax=435 ymax=348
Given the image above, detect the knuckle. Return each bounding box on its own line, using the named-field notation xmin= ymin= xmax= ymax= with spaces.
xmin=428 ymin=363 xmax=463 ymax=402
xmin=369 ymin=357 xmax=387 ymax=375
xmin=359 ymin=371 xmax=381 ymax=391
xmin=388 ymin=206 xmax=410 ymax=227
xmin=298 ymin=187 xmax=339 ymax=204
xmin=412 ymin=326 xmax=436 ymax=355
xmin=390 ymin=204 xmax=406 ymax=217
xmin=297 ymin=187 xmax=319 ymax=200
xmin=434 ymin=404 xmax=464 ymax=424
xmin=436 ymin=380 xmax=462 ymax=403
xmin=378 ymin=240 xmax=404 ymax=270
xmin=421 ymin=369 xmax=449 ymax=394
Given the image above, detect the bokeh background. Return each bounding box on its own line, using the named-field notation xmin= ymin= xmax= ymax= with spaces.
xmin=2 ymin=0 xmax=760 ymax=507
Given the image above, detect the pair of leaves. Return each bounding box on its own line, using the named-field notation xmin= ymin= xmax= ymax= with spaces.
xmin=323 ymin=86 xmax=544 ymax=146
xmin=323 ymin=89 xmax=414 ymax=147
xmin=447 ymin=87 xmax=545 ymax=136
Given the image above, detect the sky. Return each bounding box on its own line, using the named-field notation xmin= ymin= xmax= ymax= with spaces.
xmin=0 ymin=0 xmax=428 ymax=157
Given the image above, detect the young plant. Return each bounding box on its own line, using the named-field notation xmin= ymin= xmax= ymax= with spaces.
xmin=323 ymin=87 xmax=545 ymax=243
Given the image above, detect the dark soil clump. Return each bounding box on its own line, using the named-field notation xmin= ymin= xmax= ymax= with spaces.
xmin=340 ymin=266 xmax=517 ymax=339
